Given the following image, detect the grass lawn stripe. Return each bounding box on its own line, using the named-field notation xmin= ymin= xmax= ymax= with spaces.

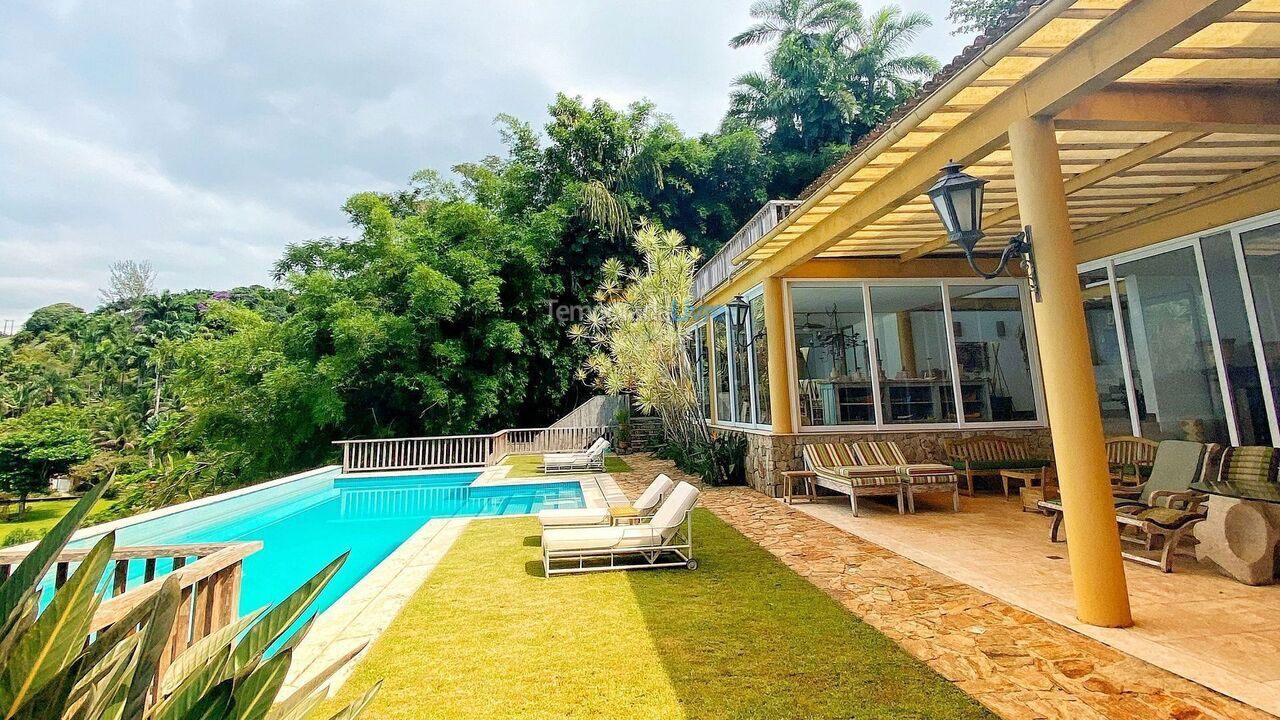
xmin=314 ymin=511 xmax=994 ymax=720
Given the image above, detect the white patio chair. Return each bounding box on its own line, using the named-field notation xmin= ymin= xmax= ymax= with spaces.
xmin=537 ymin=474 xmax=673 ymax=529
xmin=541 ymin=481 xmax=700 ymax=576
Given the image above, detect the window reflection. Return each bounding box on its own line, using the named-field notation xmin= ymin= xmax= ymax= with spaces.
xmin=1079 ymin=267 xmax=1136 ymax=437
xmin=948 ymin=285 xmax=1038 ymax=421
xmin=1203 ymin=232 xmax=1270 ymax=445
xmin=712 ymin=314 xmax=731 ymax=423
xmin=870 ymin=285 xmax=955 ymax=424
xmin=691 ymin=325 xmax=711 ymax=420
xmin=732 ymin=313 xmax=751 ymax=424
xmin=1241 ymin=221 xmax=1280 ymax=442
xmin=790 ymin=285 xmax=873 ymax=426
xmin=1115 ymin=248 xmax=1229 ymax=443
xmin=749 ymin=295 xmax=771 ymax=425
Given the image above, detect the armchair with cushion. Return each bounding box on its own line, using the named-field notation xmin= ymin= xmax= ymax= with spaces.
xmin=943 ymin=435 xmax=1053 ymax=497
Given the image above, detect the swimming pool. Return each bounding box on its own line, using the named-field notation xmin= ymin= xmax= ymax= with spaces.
xmin=71 ymin=468 xmax=584 ymax=619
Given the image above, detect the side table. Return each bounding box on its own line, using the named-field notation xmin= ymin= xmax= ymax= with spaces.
xmin=781 ymin=470 xmax=816 ymax=504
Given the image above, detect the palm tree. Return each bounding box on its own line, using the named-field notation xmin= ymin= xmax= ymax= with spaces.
xmin=841 ymin=6 xmax=939 ymax=125
xmin=730 ymin=0 xmax=859 ymax=50
xmin=726 ymin=1 xmax=938 ymax=150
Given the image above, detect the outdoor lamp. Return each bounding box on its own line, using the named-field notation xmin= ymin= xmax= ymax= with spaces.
xmin=927 ymin=162 xmax=1040 ymax=300
xmin=728 ymin=294 xmax=751 ymax=329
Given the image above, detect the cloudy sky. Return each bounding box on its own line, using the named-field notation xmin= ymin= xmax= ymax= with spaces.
xmin=0 ymin=0 xmax=967 ymax=325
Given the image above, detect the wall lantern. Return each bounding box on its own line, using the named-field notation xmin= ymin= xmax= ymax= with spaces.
xmin=727 ymin=295 xmax=751 ymax=329
xmin=926 ymin=162 xmax=1040 ymax=300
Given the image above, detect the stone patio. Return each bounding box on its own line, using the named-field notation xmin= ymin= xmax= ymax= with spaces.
xmin=614 ymin=453 xmax=1276 ymax=720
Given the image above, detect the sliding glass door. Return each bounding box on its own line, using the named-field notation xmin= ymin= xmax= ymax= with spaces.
xmin=1079 ymin=213 xmax=1280 ymax=446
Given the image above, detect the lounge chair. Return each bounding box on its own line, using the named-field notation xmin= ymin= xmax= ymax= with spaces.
xmin=802 ymin=443 xmax=903 ymax=516
xmin=541 ymin=481 xmax=700 ymax=576
xmin=1039 ymin=440 xmax=1214 ymax=572
xmin=852 ymin=441 xmax=960 ymax=513
xmin=537 ymin=474 xmax=674 ymax=529
xmin=542 ymin=438 xmax=609 ymax=474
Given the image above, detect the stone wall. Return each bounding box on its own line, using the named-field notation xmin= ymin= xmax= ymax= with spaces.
xmin=713 ymin=426 xmax=1054 ymax=497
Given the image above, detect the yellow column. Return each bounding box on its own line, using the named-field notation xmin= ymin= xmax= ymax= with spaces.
xmin=763 ymin=277 xmax=794 ymax=433
xmin=1009 ymin=116 xmax=1133 ymax=628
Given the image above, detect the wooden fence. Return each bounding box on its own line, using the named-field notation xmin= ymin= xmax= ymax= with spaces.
xmin=0 ymin=540 xmax=260 ymax=701
xmin=334 ymin=425 xmax=611 ymax=474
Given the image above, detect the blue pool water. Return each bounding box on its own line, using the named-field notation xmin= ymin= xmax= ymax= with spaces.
xmin=70 ymin=469 xmax=583 ymax=619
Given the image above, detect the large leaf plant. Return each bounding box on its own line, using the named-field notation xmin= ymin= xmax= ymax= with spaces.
xmin=0 ymin=483 xmax=381 ymax=720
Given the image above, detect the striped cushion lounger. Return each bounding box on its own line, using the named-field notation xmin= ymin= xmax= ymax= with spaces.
xmin=801 ymin=443 xmax=904 ymax=517
xmin=852 ymin=441 xmax=960 ymax=514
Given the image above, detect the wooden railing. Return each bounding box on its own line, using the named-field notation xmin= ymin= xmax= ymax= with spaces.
xmin=0 ymin=541 xmax=261 ymax=700
xmin=692 ymin=200 xmax=802 ymax=301
xmin=335 ymin=425 xmax=611 ymax=473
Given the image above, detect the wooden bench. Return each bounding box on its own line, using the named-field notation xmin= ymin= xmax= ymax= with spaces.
xmin=943 ymin=435 xmax=1052 ymax=497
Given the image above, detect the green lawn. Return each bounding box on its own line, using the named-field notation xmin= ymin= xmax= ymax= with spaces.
xmin=501 ymin=453 xmax=632 ymax=476
xmin=0 ymin=498 xmax=114 ymax=542
xmin=315 ymin=512 xmax=994 ymax=720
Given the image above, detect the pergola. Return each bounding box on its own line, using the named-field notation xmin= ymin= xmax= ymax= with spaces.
xmin=699 ymin=0 xmax=1280 ymax=627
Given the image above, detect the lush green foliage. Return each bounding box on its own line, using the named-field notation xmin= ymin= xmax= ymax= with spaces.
xmin=947 ymin=0 xmax=1020 ymax=35
xmin=0 ymin=486 xmax=379 ymax=720
xmin=4 ymin=3 xmax=941 ymax=520
xmin=727 ymin=0 xmax=939 ymax=158
xmin=0 ymin=406 xmax=94 ymax=511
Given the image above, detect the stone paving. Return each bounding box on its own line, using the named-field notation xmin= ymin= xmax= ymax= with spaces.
xmin=615 ymin=454 xmax=1274 ymax=720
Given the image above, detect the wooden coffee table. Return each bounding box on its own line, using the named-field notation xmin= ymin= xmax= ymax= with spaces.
xmin=1000 ymin=468 xmax=1057 ymax=511
xmin=781 ymin=470 xmax=816 ymax=504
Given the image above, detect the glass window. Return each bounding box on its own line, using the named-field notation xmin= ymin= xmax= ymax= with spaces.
xmin=749 ymin=295 xmax=771 ymax=425
xmin=790 ymin=285 xmax=873 ymax=427
xmin=1240 ymin=221 xmax=1280 ymax=441
xmin=870 ymin=285 xmax=955 ymax=424
xmin=948 ymin=285 xmax=1038 ymax=422
xmin=1079 ymin=267 xmax=1135 ymax=437
xmin=712 ymin=314 xmax=731 ymax=423
xmin=693 ymin=325 xmax=711 ymax=420
xmin=1115 ymin=247 xmax=1229 ymax=443
xmin=1203 ymin=232 xmax=1270 ymax=445
xmin=731 ymin=312 xmax=752 ymax=424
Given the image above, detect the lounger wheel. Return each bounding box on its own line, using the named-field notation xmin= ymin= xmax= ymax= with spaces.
xmin=686 ymin=558 xmax=699 ymax=570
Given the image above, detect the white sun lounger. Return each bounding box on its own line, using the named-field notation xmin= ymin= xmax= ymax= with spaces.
xmin=542 ymin=438 xmax=609 ymax=473
xmin=537 ymin=474 xmax=674 ymax=529
xmin=541 ymin=481 xmax=700 ymax=576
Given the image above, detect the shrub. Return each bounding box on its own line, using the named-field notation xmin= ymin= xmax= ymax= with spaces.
xmin=656 ymin=432 xmax=747 ymax=487
xmin=1 ymin=527 xmax=42 ymax=548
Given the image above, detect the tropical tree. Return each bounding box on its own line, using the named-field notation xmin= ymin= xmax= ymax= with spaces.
xmin=726 ymin=0 xmax=938 ymax=152
xmin=947 ymin=0 xmax=1019 ymax=35
xmin=570 ymin=223 xmax=731 ymax=482
xmin=730 ymin=0 xmax=856 ymax=50
xmin=0 ymin=405 xmax=94 ymax=514
xmin=99 ymin=259 xmax=158 ymax=306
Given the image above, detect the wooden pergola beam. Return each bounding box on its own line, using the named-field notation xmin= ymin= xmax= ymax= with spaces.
xmin=1074 ymin=162 xmax=1280 ymax=242
xmin=705 ymin=0 xmax=1249 ymax=307
xmin=898 ymin=130 xmax=1206 ymax=261
xmin=1057 ymin=83 xmax=1280 ymax=133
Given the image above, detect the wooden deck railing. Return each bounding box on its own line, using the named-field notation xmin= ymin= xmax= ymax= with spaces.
xmin=0 ymin=540 xmax=261 ymax=701
xmin=335 ymin=425 xmax=611 ymax=473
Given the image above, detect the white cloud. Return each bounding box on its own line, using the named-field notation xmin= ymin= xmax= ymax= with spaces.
xmin=0 ymin=0 xmax=966 ymax=325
